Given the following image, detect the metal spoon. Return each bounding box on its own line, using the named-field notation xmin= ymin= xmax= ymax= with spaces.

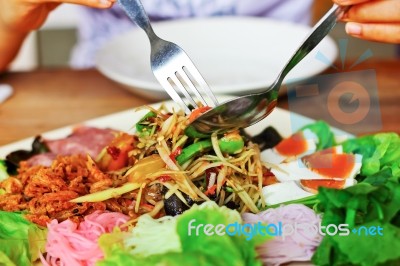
xmin=188 ymin=5 xmax=348 ymax=135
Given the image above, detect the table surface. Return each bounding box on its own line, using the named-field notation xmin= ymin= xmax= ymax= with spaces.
xmin=0 ymin=59 xmax=399 ymax=146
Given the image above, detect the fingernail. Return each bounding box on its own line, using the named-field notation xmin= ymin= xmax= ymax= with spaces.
xmin=346 ymin=22 xmax=362 ymax=36
xmin=335 ymin=0 xmax=352 ymax=5
xmin=99 ymin=0 xmax=112 ymax=6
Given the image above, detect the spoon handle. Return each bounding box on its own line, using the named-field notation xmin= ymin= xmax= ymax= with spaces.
xmin=274 ymin=4 xmax=348 ymax=87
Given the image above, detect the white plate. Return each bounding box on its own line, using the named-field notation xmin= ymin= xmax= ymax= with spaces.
xmin=95 ymin=17 xmax=338 ymax=100
xmin=0 ymin=96 xmax=351 ymax=157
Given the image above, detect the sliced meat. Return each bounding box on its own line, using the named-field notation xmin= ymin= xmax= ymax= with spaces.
xmin=45 ymin=126 xmax=116 ymax=158
xmin=27 ymin=126 xmax=117 ymax=167
xmin=26 ymin=153 xmax=56 ymax=167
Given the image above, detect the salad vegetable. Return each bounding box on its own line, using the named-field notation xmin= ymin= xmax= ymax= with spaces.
xmin=300 ymin=120 xmax=335 ymax=150
xmin=312 ymin=180 xmax=400 ymax=266
xmin=176 ymin=131 xmax=244 ymax=165
xmin=342 ymin=132 xmax=400 ymax=177
xmin=0 ymin=160 xmax=8 ymax=181
xmin=0 ymin=211 xmax=47 ymax=266
xmin=98 ymin=202 xmax=268 ymax=266
xmin=297 ymin=131 xmax=400 ymax=266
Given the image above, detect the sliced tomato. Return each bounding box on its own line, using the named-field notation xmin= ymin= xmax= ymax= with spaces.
xmin=98 ymin=133 xmax=136 ymax=171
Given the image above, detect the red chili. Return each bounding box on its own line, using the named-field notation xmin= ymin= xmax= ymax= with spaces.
xmin=169 ymin=147 xmax=182 ymax=163
xmin=159 ymin=175 xmax=172 ymax=182
xmin=205 ymin=184 xmax=217 ymax=196
xmin=107 ymin=146 xmax=121 ymax=160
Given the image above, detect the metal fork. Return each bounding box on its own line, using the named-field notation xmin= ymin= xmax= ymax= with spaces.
xmin=118 ymin=0 xmax=219 ymax=114
xmin=188 ymin=4 xmax=349 ymax=134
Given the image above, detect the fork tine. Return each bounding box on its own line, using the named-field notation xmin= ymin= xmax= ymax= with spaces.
xmin=169 ymin=74 xmax=199 ymax=108
xmin=175 ymin=68 xmax=208 ymax=107
xmin=156 ymin=77 xmax=192 ymax=114
xmin=182 ymin=59 xmax=219 ymax=107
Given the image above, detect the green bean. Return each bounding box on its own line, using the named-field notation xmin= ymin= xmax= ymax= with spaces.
xmin=176 ymin=133 xmax=245 ymax=165
xmin=218 ymin=132 xmax=244 ymax=154
xmin=184 ymin=125 xmax=211 ymax=138
xmin=176 ymin=140 xmax=212 ymax=165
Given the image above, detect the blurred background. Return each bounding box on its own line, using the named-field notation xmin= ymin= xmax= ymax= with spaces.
xmin=9 ymin=0 xmax=399 ymax=71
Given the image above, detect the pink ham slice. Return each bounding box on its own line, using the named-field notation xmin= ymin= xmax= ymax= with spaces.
xmin=27 ymin=126 xmax=117 ymax=166
xmin=26 ymin=153 xmax=57 ymax=167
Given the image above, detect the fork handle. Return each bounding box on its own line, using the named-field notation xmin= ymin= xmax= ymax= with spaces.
xmin=274 ymin=4 xmax=349 ymax=87
xmin=119 ymin=0 xmax=156 ymax=38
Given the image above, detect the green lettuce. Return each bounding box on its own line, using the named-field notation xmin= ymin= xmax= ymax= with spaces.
xmin=287 ymin=125 xmax=400 ymax=266
xmin=342 ymin=132 xmax=400 ymax=177
xmin=0 ymin=211 xmax=47 ymax=266
xmin=300 ymin=120 xmax=335 ymax=150
xmin=312 ymin=180 xmax=400 ymax=266
xmin=99 ymin=214 xmax=181 ymax=258
xmin=0 ymin=160 xmax=8 ymax=181
xmin=97 ymin=202 xmax=268 ymax=266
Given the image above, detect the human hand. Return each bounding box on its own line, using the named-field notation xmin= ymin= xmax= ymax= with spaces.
xmin=334 ymin=0 xmax=400 ymax=43
xmin=0 ymin=0 xmax=116 ymax=34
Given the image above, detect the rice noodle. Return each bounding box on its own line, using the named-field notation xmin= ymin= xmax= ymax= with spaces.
xmin=242 ymin=204 xmax=322 ymax=266
xmin=41 ymin=211 xmax=129 ymax=266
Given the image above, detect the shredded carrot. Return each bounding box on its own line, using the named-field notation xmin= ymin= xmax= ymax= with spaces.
xmin=188 ymin=106 xmax=212 ymax=123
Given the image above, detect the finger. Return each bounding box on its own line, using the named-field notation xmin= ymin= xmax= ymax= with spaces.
xmin=343 ymin=0 xmax=400 ymax=23
xmin=345 ymin=22 xmax=400 ymax=43
xmin=30 ymin=0 xmax=116 ymax=8
xmin=333 ymin=0 xmax=371 ymax=6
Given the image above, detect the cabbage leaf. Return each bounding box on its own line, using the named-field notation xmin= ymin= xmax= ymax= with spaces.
xmin=97 ymin=202 xmax=268 ymax=266
xmin=0 ymin=211 xmax=47 ymax=266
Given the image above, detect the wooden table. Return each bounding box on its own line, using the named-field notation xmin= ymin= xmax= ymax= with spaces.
xmin=0 ymin=59 xmax=399 ymax=146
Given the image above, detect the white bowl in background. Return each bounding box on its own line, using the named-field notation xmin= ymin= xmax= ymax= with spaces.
xmin=95 ymin=17 xmax=338 ymax=100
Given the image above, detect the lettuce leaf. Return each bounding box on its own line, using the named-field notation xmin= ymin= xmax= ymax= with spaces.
xmin=342 ymin=132 xmax=400 ymax=177
xmin=0 ymin=160 xmax=8 ymax=181
xmin=0 ymin=211 xmax=47 ymax=266
xmin=99 ymin=214 xmax=181 ymax=258
xmin=312 ymin=180 xmax=400 ymax=266
xmin=300 ymin=120 xmax=335 ymax=150
xmin=176 ymin=202 xmax=264 ymax=266
xmin=97 ymin=202 xmax=268 ymax=266
xmin=97 ymin=248 xmax=223 ymax=266
xmin=0 ymin=251 xmax=16 ymax=266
